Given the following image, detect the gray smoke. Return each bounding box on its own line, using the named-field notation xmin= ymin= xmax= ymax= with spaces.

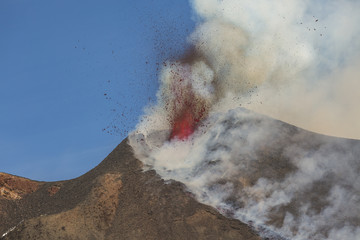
xmin=130 ymin=108 xmax=360 ymax=239
xmin=189 ymin=0 xmax=360 ymax=139
xmin=129 ymin=0 xmax=360 ymax=239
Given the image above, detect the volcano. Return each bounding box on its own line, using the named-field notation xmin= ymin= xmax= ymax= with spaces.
xmin=1 ymin=109 xmax=360 ymax=240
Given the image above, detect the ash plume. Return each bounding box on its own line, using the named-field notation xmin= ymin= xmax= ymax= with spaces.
xmin=189 ymin=0 xmax=360 ymax=139
xmin=129 ymin=0 xmax=360 ymax=239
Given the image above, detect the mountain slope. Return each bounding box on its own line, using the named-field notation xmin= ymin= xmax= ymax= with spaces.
xmin=0 ymin=138 xmax=260 ymax=240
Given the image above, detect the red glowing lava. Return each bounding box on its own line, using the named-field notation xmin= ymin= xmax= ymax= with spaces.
xmin=169 ymin=92 xmax=208 ymax=140
xmin=165 ymin=62 xmax=209 ymax=141
xmin=170 ymin=110 xmax=195 ymax=140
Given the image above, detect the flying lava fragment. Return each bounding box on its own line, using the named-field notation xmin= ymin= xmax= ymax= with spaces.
xmin=165 ymin=62 xmax=210 ymax=141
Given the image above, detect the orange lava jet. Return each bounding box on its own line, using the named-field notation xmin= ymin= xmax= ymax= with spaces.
xmin=170 ymin=110 xmax=195 ymax=140
xmin=168 ymin=80 xmax=208 ymax=140
xmin=163 ymin=61 xmax=210 ymax=141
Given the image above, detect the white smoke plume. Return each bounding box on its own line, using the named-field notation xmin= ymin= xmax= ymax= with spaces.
xmin=129 ymin=0 xmax=360 ymax=239
xmin=190 ymin=0 xmax=360 ymax=139
xmin=131 ymin=109 xmax=360 ymax=239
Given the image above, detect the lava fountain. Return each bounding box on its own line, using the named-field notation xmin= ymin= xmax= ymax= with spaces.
xmin=163 ymin=61 xmax=212 ymax=140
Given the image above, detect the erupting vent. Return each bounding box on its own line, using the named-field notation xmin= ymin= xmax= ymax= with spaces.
xmin=170 ymin=110 xmax=195 ymax=140
xmin=165 ymin=63 xmax=209 ymax=140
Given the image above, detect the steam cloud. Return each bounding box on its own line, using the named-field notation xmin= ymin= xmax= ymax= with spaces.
xmin=129 ymin=0 xmax=360 ymax=239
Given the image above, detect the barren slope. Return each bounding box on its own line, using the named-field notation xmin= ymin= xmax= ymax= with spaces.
xmin=0 ymin=139 xmax=259 ymax=240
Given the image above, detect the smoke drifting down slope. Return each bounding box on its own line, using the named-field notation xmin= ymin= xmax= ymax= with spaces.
xmin=130 ymin=0 xmax=360 ymax=239
xmin=130 ymin=109 xmax=360 ymax=240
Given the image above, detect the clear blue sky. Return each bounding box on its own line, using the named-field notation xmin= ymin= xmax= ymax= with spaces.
xmin=0 ymin=0 xmax=195 ymax=181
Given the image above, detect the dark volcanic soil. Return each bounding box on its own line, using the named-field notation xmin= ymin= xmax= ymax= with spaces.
xmin=0 ymin=139 xmax=260 ymax=240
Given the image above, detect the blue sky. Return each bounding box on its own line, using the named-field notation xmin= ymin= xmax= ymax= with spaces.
xmin=0 ymin=0 xmax=195 ymax=181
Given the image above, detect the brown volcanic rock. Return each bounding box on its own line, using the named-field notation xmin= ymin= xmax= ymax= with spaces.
xmin=0 ymin=173 xmax=41 ymax=200
xmin=0 ymin=139 xmax=260 ymax=240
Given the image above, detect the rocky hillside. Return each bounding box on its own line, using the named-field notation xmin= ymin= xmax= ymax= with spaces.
xmin=0 ymin=139 xmax=260 ymax=240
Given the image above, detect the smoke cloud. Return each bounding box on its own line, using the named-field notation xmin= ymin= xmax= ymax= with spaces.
xmin=130 ymin=109 xmax=360 ymax=239
xmin=129 ymin=0 xmax=360 ymax=239
xmin=190 ymin=0 xmax=360 ymax=139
